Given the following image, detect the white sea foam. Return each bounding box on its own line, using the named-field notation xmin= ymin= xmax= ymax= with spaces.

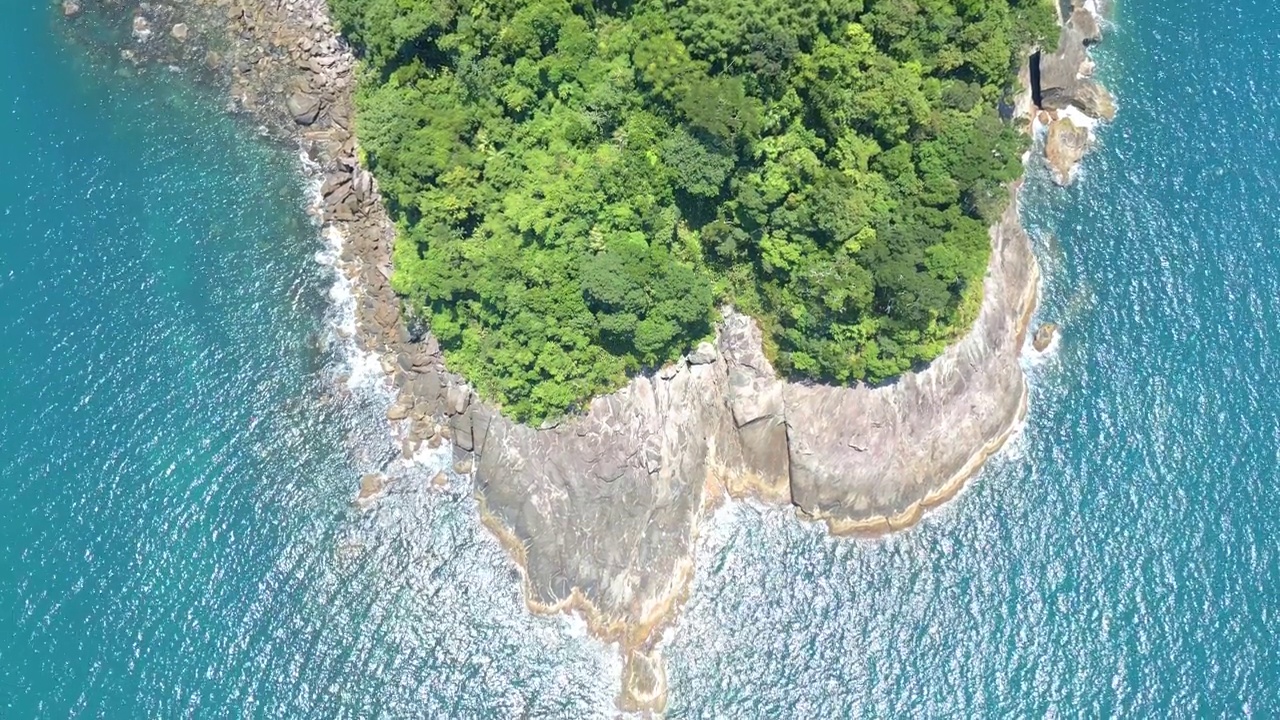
xmin=1060 ymin=103 xmax=1101 ymax=132
xmin=298 ymin=148 xmax=620 ymax=702
xmin=298 ymin=150 xmax=389 ymax=396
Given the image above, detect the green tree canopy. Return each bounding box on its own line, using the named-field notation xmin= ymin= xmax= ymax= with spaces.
xmin=331 ymin=0 xmax=1056 ymax=421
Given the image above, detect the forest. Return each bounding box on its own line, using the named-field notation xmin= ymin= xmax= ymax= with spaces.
xmin=331 ymin=0 xmax=1058 ymax=421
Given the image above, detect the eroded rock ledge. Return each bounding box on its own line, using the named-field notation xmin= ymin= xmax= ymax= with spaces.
xmin=68 ymin=0 xmax=1083 ymax=714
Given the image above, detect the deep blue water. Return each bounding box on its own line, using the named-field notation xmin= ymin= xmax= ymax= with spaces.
xmin=3 ymin=0 xmax=1278 ymax=716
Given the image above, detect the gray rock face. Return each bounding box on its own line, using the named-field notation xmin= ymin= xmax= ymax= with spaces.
xmin=470 ymin=192 xmax=1038 ymax=710
xmin=475 ymin=355 xmax=742 ymax=613
xmin=286 ymin=91 xmax=321 ymax=125
xmin=784 ymin=196 xmax=1037 ymax=532
xmin=1035 ymin=3 xmax=1114 ymax=185
xmin=1036 ymin=14 xmax=1114 ymax=120
xmin=1070 ymin=8 xmax=1102 ymax=44
xmin=154 ymin=0 xmax=1055 ymax=711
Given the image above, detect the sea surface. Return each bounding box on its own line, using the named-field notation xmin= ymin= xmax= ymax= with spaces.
xmin=1 ymin=0 xmax=1277 ymax=717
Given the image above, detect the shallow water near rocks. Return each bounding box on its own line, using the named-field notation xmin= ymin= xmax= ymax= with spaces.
xmin=3 ymin=0 xmax=1280 ymax=716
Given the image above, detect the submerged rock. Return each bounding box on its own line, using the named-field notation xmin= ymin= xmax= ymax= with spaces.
xmin=1033 ymin=322 xmax=1058 ymax=352
xmin=619 ymin=648 xmax=668 ymax=713
xmin=171 ymin=23 xmax=189 ymax=42
xmin=354 ymin=473 xmax=386 ymax=506
xmin=62 ymin=1 xmax=81 ymax=19
xmin=131 ymin=15 xmax=152 ymax=42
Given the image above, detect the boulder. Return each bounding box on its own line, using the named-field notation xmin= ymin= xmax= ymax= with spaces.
xmin=1044 ymin=117 xmax=1091 ymax=186
xmin=409 ymin=370 xmax=443 ymax=410
xmin=171 ymin=23 xmax=190 ymax=42
xmin=286 ymin=91 xmax=321 ymax=125
xmin=62 ymin=1 xmax=81 ymax=19
xmin=372 ymin=303 xmax=397 ymax=329
xmin=688 ymin=341 xmax=717 ymax=365
xmin=321 ymin=171 xmax=352 ymax=198
xmin=355 ymin=473 xmax=386 ymax=506
xmin=131 ymin=15 xmax=152 ymax=42
xmin=470 ymin=404 xmax=492 ymax=454
xmin=423 ymin=334 xmax=440 ymax=357
xmin=353 ymin=169 xmax=373 ymax=202
xmin=386 ymin=401 xmax=411 ymax=421
xmin=446 ymin=384 xmax=470 ymax=415
xmin=1033 ymin=322 xmax=1058 ymax=352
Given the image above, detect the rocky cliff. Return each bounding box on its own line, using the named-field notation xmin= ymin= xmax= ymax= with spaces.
xmin=70 ymin=0 xmax=1070 ymax=713
xmin=1035 ymin=0 xmax=1117 ymax=184
xmin=467 ymin=188 xmax=1038 ymax=711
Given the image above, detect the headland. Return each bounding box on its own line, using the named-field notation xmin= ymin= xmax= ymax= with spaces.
xmin=61 ymin=0 xmax=1113 ymax=711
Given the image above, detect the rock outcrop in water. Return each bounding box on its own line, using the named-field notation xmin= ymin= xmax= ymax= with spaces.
xmin=1045 ymin=116 xmax=1093 ymax=184
xmin=66 ymin=0 xmax=1089 ymax=713
xmin=1034 ymin=0 xmax=1116 ymax=185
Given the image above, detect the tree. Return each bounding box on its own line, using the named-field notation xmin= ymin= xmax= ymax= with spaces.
xmin=333 ymin=0 xmax=1055 ymax=420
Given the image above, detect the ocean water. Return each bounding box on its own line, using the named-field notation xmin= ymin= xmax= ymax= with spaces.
xmin=666 ymin=0 xmax=1280 ymax=715
xmin=4 ymin=0 xmax=1279 ymax=717
xmin=0 ymin=4 xmax=616 ymax=717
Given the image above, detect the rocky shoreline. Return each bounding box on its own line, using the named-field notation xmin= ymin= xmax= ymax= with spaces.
xmin=63 ymin=0 xmax=1111 ymax=713
xmin=1036 ymin=0 xmax=1117 ymax=184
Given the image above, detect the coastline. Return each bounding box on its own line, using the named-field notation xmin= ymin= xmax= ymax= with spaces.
xmin=812 ymin=271 xmax=1039 ymax=537
xmin=66 ymin=0 xmax=1112 ymax=713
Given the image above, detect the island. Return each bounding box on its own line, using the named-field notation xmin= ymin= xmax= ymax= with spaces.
xmin=64 ymin=0 xmax=1113 ymax=711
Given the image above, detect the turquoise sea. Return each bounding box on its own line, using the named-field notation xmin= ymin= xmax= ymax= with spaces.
xmin=2 ymin=0 xmax=1277 ymax=716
